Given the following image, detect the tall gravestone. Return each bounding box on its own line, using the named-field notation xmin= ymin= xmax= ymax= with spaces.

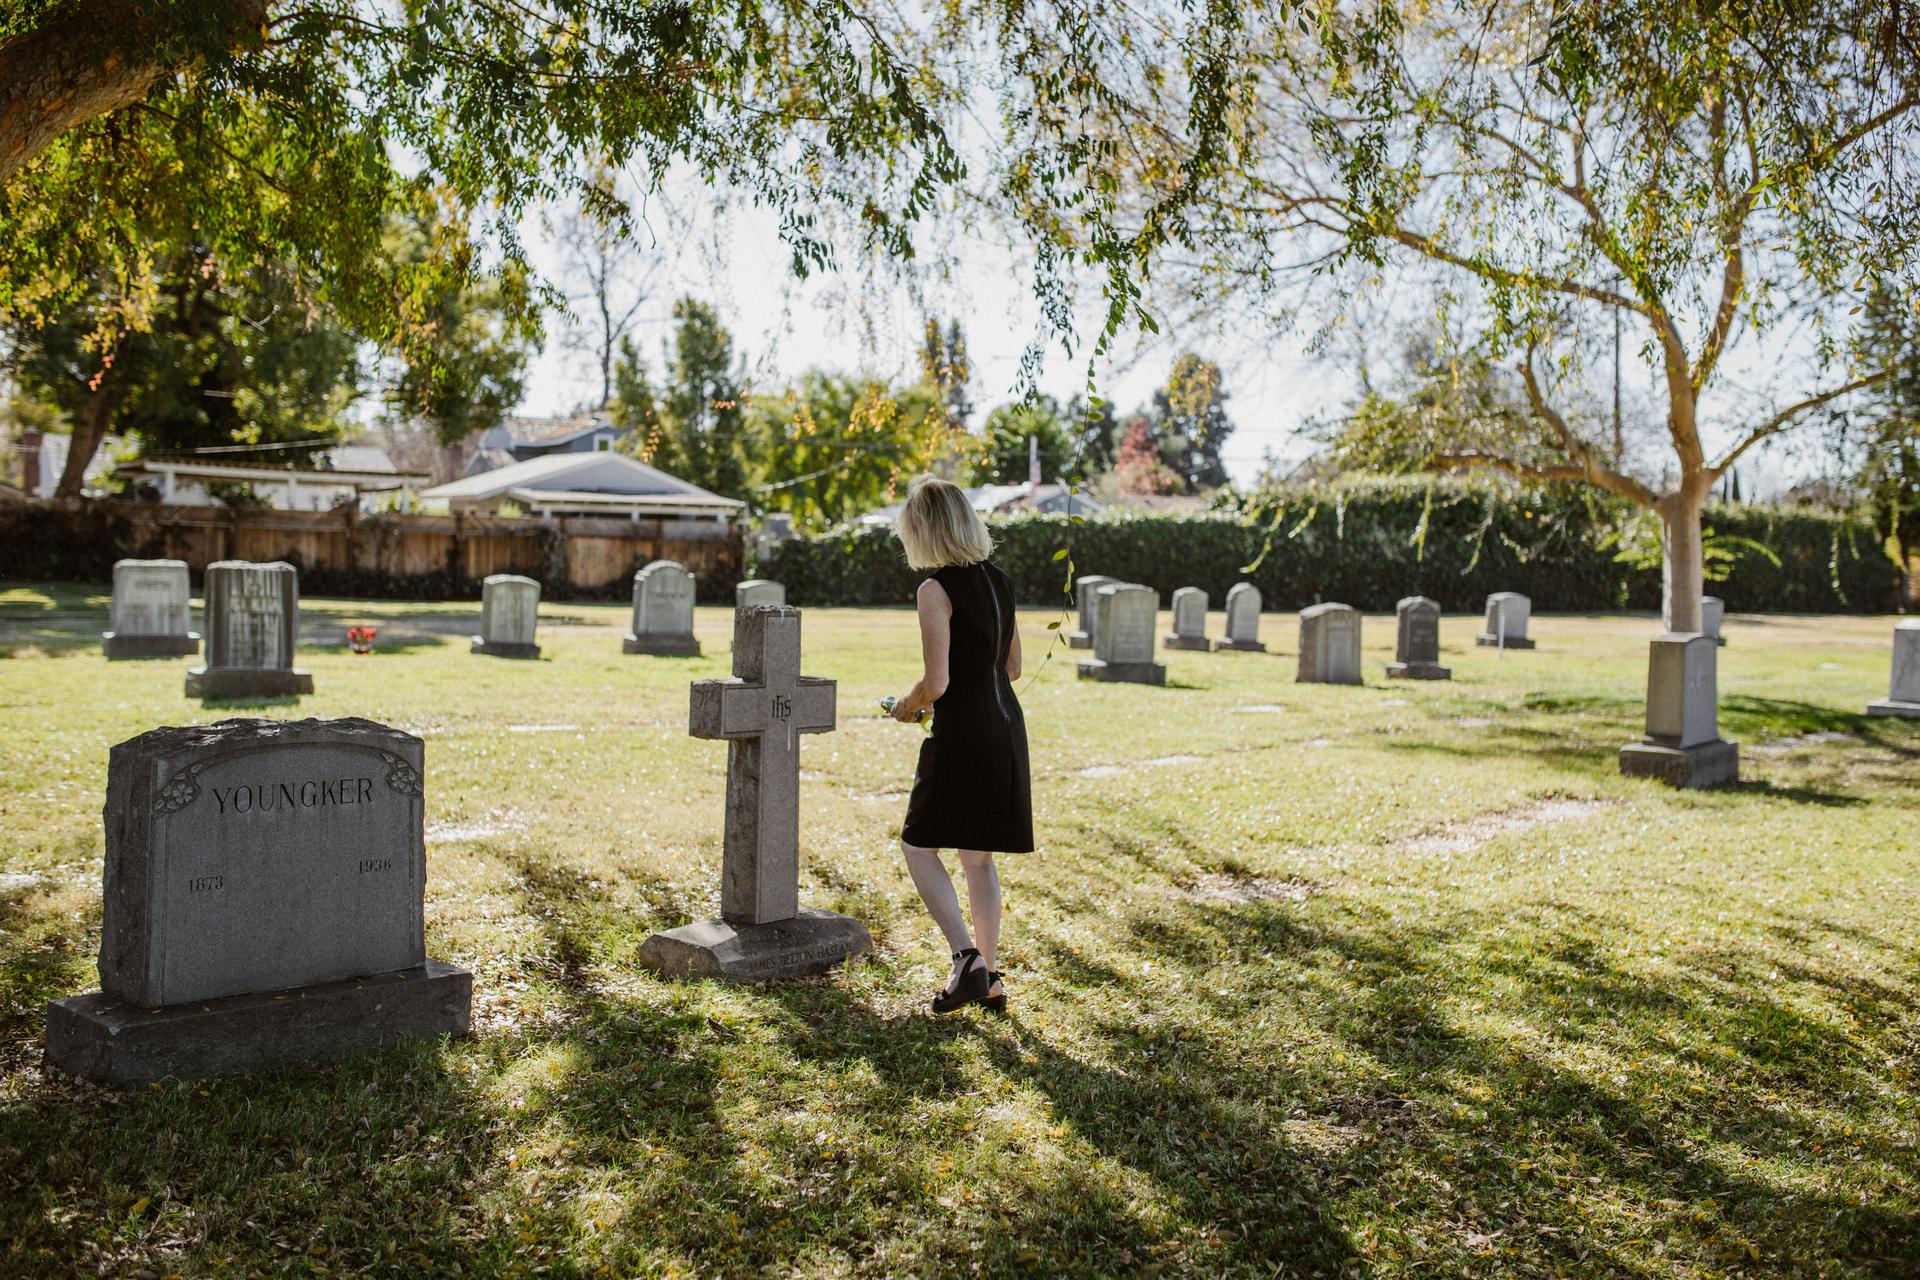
xmin=638 ymin=606 xmax=870 ymax=981
xmin=1068 ymin=574 xmax=1116 ymax=649
xmin=736 ymin=579 xmax=786 ymax=608
xmin=103 ymin=559 xmax=199 ymax=658
xmin=1297 ymin=603 xmax=1362 ymax=685
xmin=1475 ymin=592 xmax=1535 ymax=649
xmin=1619 ymin=634 xmax=1739 ymax=787
xmin=1701 ymin=596 xmax=1727 ymax=646
xmin=45 ymin=718 xmax=471 ymax=1084
xmin=472 ymin=574 xmax=541 ymax=658
xmin=1867 ymin=620 xmax=1920 ymax=718
xmin=185 ymin=561 xmax=312 ymax=698
xmin=1385 ymin=595 xmax=1449 ymax=680
xmin=1215 ymin=582 xmax=1267 ymax=652
xmin=624 ymin=560 xmax=701 ymax=656
xmin=1164 ymin=587 xmax=1211 ymax=651
xmin=1076 ymin=583 xmax=1166 ymax=685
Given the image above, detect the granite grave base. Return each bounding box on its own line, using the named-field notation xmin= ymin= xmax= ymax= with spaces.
xmin=1077 ymin=658 xmax=1167 ymax=685
xmin=185 ymin=667 xmax=314 ymax=698
xmin=1386 ymin=661 xmax=1451 ymax=680
xmin=637 ymin=908 xmax=872 ymax=983
xmin=1866 ymin=698 xmax=1920 ymax=719
xmin=1163 ymin=634 xmax=1212 ymax=652
xmin=1213 ymin=638 xmax=1267 ymax=653
xmin=471 ymin=638 xmax=541 ymax=659
xmin=104 ymin=631 xmax=201 ymax=659
xmin=623 ymin=634 xmax=702 ymax=657
xmin=1618 ymin=738 xmax=1740 ymax=789
xmin=46 ymin=960 xmax=471 ymax=1085
xmin=1067 ymin=633 xmax=1093 ymax=650
xmin=1475 ymin=635 xmax=1536 ymax=649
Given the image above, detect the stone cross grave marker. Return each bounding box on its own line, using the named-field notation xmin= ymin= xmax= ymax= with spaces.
xmin=1298 ymin=603 xmax=1362 ymax=685
xmin=1619 ymin=634 xmax=1739 ymax=787
xmin=185 ymin=561 xmax=313 ymax=699
xmin=1476 ymin=592 xmax=1535 ymax=649
xmin=45 ymin=717 xmax=470 ymax=1084
xmin=1867 ymin=619 xmax=1920 ymax=718
xmin=625 ymin=560 xmax=701 ymax=656
xmin=1077 ymin=583 xmax=1166 ymax=685
xmin=1164 ymin=587 xmax=1211 ymax=650
xmin=638 ymin=605 xmax=871 ymax=981
xmin=103 ymin=559 xmax=199 ymax=658
xmin=736 ymin=579 xmax=787 ymax=608
xmin=1216 ymin=581 xmax=1266 ymax=652
xmin=472 ymin=574 xmax=542 ymax=658
xmin=1386 ymin=595 xmax=1450 ymax=680
xmin=1068 ymin=574 xmax=1116 ymax=649
xmin=1701 ymin=596 xmax=1727 ymax=646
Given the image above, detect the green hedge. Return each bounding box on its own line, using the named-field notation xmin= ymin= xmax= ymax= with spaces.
xmin=761 ymin=482 xmax=1895 ymax=613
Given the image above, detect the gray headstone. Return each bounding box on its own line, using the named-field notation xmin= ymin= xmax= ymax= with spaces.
xmin=1216 ymin=582 xmax=1266 ymax=652
xmin=472 ymin=574 xmax=541 ymax=658
xmin=1068 ymin=574 xmax=1116 ymax=649
xmin=1701 ymin=596 xmax=1726 ymax=645
xmin=736 ymin=579 xmax=786 ymax=608
xmin=185 ymin=561 xmax=312 ymax=698
xmin=1386 ymin=595 xmax=1449 ymax=680
xmin=638 ymin=606 xmax=870 ymax=981
xmin=625 ymin=559 xmax=701 ymax=656
xmin=1165 ymin=587 xmax=1211 ymax=650
xmin=1297 ymin=603 xmax=1362 ymax=685
xmin=1078 ymin=583 xmax=1165 ymax=684
xmin=103 ymin=559 xmax=199 ymax=658
xmin=1620 ymin=634 xmax=1738 ymax=787
xmin=46 ymin=717 xmax=471 ymax=1083
xmin=1867 ymin=620 xmax=1920 ymax=718
xmin=1476 ymin=592 xmax=1535 ymax=648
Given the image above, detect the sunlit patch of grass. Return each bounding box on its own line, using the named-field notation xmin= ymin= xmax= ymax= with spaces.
xmin=0 ymin=587 xmax=1915 ymax=1276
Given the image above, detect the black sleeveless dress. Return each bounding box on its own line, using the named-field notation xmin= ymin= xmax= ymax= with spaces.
xmin=900 ymin=560 xmax=1035 ymax=853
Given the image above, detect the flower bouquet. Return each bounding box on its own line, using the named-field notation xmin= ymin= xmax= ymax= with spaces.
xmin=879 ymin=695 xmax=932 ymax=734
xmin=347 ymin=625 xmax=378 ymax=654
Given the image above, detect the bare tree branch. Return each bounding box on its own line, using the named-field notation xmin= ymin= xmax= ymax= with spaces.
xmin=1709 ymin=370 xmax=1892 ymax=476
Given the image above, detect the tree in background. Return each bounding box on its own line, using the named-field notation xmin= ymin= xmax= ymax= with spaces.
xmin=1108 ymin=415 xmax=1181 ymax=496
xmin=544 ymin=165 xmax=673 ymax=411
xmin=1065 ymin=395 xmax=1122 ymax=476
xmin=920 ymin=318 xmax=972 ymax=431
xmin=381 ymin=204 xmax=540 ymax=448
xmin=4 ymin=246 xmax=364 ymax=494
xmin=976 ymin=397 xmax=1074 ymax=485
xmin=746 ymin=373 xmax=962 ymax=530
xmin=1851 ymin=288 xmax=1920 ymax=606
xmin=1152 ymin=352 xmax=1235 ymax=489
xmin=613 ymin=297 xmax=748 ymax=499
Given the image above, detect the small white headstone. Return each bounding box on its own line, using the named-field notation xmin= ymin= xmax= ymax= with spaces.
xmin=1216 ymin=582 xmax=1266 ymax=652
xmin=1068 ymin=574 xmax=1116 ymax=649
xmin=1165 ymin=587 xmax=1210 ymax=650
xmin=1868 ymin=620 xmax=1920 ymax=718
xmin=1476 ymin=592 xmax=1535 ymax=649
xmin=1297 ymin=603 xmax=1362 ymax=685
xmin=625 ymin=560 xmax=700 ymax=656
xmin=473 ymin=575 xmax=541 ymax=658
xmin=1701 ymin=596 xmax=1726 ymax=645
xmin=1619 ymin=633 xmax=1739 ymax=787
xmin=104 ymin=559 xmax=198 ymax=658
xmin=736 ymin=579 xmax=786 ymax=608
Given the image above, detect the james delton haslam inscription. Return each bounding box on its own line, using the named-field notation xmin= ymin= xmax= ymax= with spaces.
xmin=46 ymin=718 xmax=470 ymax=1084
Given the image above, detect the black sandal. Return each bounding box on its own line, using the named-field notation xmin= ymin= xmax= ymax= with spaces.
xmin=931 ymin=948 xmax=991 ymax=1014
xmin=982 ymin=971 xmax=1008 ymax=1016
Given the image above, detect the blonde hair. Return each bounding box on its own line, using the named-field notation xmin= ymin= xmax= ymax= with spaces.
xmin=896 ymin=476 xmax=993 ymax=570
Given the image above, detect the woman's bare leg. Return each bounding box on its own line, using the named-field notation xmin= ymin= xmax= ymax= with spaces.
xmin=957 ymin=849 xmax=1002 ymax=995
xmin=902 ymin=840 xmax=974 ymax=968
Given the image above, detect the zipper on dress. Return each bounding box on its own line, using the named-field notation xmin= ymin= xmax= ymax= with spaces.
xmin=982 ymin=563 xmax=1013 ymax=722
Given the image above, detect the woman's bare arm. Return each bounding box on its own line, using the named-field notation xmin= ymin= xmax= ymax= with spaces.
xmin=1004 ymin=622 xmax=1022 ymax=681
xmin=892 ymin=578 xmax=951 ymax=720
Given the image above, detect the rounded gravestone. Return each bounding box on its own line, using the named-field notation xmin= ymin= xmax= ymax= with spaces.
xmin=472 ymin=574 xmax=541 ymax=658
xmin=186 ymin=561 xmax=313 ymax=699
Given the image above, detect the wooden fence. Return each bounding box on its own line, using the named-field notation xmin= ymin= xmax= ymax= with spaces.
xmin=0 ymin=499 xmax=745 ymax=600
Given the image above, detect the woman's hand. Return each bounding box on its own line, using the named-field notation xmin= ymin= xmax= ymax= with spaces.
xmin=889 ymin=695 xmax=922 ymax=723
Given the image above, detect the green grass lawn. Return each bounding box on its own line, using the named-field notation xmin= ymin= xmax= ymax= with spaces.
xmin=1 ymin=583 xmax=1916 ymax=1278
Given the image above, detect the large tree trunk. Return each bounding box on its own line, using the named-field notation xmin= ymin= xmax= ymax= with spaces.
xmin=1656 ymin=485 xmax=1707 ymax=633
xmin=53 ymin=387 xmax=114 ymax=498
xmin=0 ymin=2 xmax=269 ymax=185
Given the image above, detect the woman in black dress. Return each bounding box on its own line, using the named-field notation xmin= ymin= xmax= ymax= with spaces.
xmin=888 ymin=477 xmax=1034 ymax=1014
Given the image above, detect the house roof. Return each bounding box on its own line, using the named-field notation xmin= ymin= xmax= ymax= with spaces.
xmin=497 ymin=413 xmax=614 ymax=446
xmin=419 ymin=450 xmax=742 ymax=508
xmin=327 ymin=444 xmax=399 ymax=473
xmin=117 ymin=458 xmax=428 ymax=488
